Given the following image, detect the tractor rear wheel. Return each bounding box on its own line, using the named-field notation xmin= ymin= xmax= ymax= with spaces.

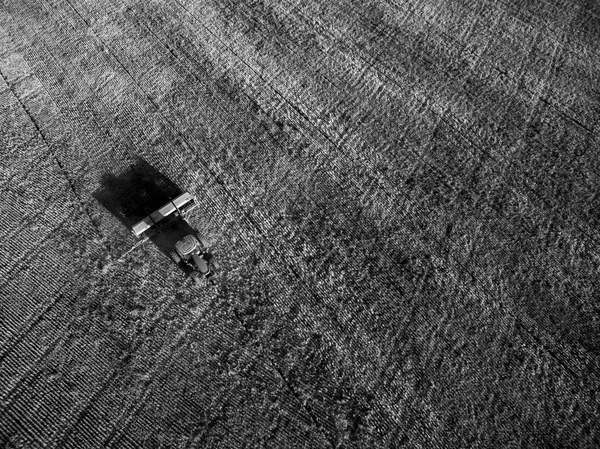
xmin=170 ymin=251 xmax=181 ymax=264
xmin=190 ymin=271 xmax=206 ymax=285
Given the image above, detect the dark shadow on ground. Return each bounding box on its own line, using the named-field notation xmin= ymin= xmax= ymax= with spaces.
xmin=94 ymin=156 xmax=184 ymax=229
xmin=94 ymin=157 xmax=201 ymax=274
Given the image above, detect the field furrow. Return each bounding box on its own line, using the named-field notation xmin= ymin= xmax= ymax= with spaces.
xmin=1 ymin=0 xmax=599 ymax=447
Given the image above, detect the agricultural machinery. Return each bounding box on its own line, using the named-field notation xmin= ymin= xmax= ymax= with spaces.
xmin=131 ymin=192 xmax=218 ymax=281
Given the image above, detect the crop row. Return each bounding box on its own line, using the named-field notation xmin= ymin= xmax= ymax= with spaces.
xmin=2 ymin=0 xmax=598 ymax=446
xmin=143 ymin=0 xmax=599 ymax=377
xmin=1 ymin=2 xmax=432 ymax=444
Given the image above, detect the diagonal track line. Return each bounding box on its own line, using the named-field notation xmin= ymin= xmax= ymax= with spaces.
xmin=155 ymin=0 xmax=600 ymax=379
xmin=17 ymin=0 xmax=429 ymax=441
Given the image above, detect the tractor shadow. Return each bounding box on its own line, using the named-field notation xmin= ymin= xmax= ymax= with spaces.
xmin=93 ymin=157 xmax=199 ymax=274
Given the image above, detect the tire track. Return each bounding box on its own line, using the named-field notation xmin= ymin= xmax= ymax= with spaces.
xmin=0 ymin=62 xmax=103 ymax=243
xmin=53 ymin=281 xmax=218 ymax=448
xmin=4 ymin=0 xmax=596 ymax=442
xmin=2 ymin=257 xmax=200 ymax=447
xmin=155 ymin=0 xmax=600 ymax=381
xmin=137 ymin=3 xmax=600 ymax=431
xmin=24 ymin=0 xmax=432 ymax=440
xmin=69 ymin=0 xmax=600 ymax=410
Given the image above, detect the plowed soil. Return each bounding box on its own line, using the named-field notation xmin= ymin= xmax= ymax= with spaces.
xmin=1 ymin=1 xmax=599 ymax=447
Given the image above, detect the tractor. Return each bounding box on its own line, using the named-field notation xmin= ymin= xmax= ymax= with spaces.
xmin=131 ymin=192 xmax=218 ymax=281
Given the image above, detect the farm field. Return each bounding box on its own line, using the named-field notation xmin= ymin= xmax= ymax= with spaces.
xmin=1 ymin=0 xmax=599 ymax=447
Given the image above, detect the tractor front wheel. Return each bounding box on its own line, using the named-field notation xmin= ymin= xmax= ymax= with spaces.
xmin=170 ymin=251 xmax=181 ymax=264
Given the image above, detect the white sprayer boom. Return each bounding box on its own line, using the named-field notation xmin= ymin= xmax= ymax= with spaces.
xmin=131 ymin=192 xmax=197 ymax=238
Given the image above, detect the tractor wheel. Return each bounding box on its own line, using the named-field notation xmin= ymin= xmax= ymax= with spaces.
xmin=194 ymin=232 xmax=208 ymax=248
xmin=170 ymin=251 xmax=181 ymax=264
xmin=190 ymin=271 xmax=206 ymax=285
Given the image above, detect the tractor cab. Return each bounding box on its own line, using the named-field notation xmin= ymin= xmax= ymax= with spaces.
xmin=175 ymin=234 xmax=211 ymax=276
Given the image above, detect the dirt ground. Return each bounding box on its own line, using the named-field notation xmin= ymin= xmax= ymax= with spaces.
xmin=1 ymin=0 xmax=599 ymax=447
